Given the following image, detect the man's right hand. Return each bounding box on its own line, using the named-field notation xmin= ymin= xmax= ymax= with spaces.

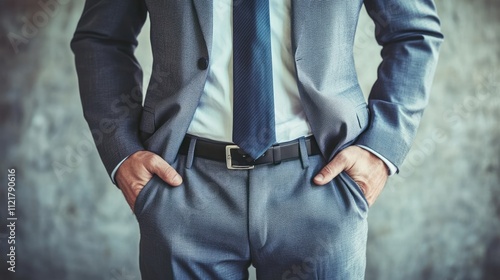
xmin=115 ymin=150 xmax=183 ymax=212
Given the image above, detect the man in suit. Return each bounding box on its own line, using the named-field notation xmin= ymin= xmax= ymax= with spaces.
xmin=71 ymin=0 xmax=442 ymax=279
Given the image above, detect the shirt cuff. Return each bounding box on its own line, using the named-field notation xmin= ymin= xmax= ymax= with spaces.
xmin=110 ymin=156 xmax=130 ymax=185
xmin=356 ymin=145 xmax=397 ymax=176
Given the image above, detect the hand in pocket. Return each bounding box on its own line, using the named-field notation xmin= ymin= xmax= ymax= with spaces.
xmin=115 ymin=150 xmax=183 ymax=212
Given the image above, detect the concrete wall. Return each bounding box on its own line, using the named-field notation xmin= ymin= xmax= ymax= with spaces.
xmin=0 ymin=0 xmax=499 ymax=279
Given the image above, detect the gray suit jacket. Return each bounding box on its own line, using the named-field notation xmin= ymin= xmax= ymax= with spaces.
xmin=71 ymin=0 xmax=443 ymax=177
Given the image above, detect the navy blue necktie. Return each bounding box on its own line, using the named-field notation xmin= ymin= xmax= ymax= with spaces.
xmin=232 ymin=0 xmax=276 ymax=160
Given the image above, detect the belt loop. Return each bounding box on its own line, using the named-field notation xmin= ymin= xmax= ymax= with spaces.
xmin=272 ymin=145 xmax=282 ymax=165
xmin=186 ymin=137 xmax=197 ymax=169
xmin=298 ymin=137 xmax=309 ymax=169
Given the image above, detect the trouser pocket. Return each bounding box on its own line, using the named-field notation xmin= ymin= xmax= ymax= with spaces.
xmin=338 ymin=171 xmax=369 ymax=212
xmin=134 ymin=176 xmax=158 ymax=217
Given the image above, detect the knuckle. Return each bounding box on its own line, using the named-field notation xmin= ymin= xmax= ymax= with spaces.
xmin=336 ymin=152 xmax=349 ymax=164
xmin=146 ymin=154 xmax=157 ymax=165
xmin=163 ymin=164 xmax=177 ymax=178
xmin=132 ymin=184 xmax=143 ymax=195
xmin=323 ymin=164 xmax=335 ymax=176
xmin=144 ymin=154 xmax=160 ymax=169
xmin=131 ymin=150 xmax=147 ymax=161
xmin=358 ymin=181 xmax=369 ymax=193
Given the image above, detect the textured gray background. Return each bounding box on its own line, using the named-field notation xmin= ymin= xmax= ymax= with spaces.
xmin=1 ymin=0 xmax=499 ymax=279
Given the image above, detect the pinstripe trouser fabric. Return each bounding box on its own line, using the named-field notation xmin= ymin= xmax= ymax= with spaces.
xmin=134 ymin=139 xmax=369 ymax=280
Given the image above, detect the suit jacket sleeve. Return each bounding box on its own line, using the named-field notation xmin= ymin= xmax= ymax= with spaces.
xmin=71 ymin=0 xmax=148 ymax=178
xmin=355 ymin=0 xmax=444 ymax=170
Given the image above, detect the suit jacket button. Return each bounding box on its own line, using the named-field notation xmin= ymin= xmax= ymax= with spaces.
xmin=197 ymin=57 xmax=209 ymax=70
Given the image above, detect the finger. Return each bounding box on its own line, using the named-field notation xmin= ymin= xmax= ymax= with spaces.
xmin=120 ymin=185 xmax=139 ymax=212
xmin=145 ymin=154 xmax=183 ymax=186
xmin=131 ymin=183 xmax=144 ymax=197
xmin=314 ymin=152 xmax=350 ymax=185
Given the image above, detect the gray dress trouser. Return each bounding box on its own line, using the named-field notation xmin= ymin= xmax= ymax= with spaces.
xmin=134 ymin=139 xmax=368 ymax=280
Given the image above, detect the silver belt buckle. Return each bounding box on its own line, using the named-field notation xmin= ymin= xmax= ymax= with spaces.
xmin=225 ymin=145 xmax=255 ymax=170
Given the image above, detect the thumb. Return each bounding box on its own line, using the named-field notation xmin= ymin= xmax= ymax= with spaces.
xmin=314 ymin=152 xmax=350 ymax=185
xmin=146 ymin=154 xmax=183 ymax=186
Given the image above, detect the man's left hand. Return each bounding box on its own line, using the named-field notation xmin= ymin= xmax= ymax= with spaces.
xmin=313 ymin=146 xmax=389 ymax=206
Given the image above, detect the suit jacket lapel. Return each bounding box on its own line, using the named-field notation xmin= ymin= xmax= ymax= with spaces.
xmin=192 ymin=0 xmax=213 ymax=53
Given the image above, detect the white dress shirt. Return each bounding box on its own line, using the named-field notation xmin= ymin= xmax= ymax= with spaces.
xmin=186 ymin=0 xmax=311 ymax=143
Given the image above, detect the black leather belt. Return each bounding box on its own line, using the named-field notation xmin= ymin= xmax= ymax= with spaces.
xmin=179 ymin=135 xmax=321 ymax=169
